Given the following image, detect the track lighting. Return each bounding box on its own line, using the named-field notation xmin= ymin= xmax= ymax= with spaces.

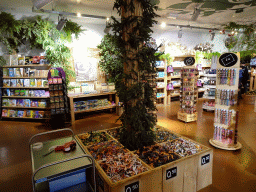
xmin=161 ymin=22 xmax=166 ymax=28
xmin=178 ymin=29 xmax=182 ymax=38
xmin=56 ymin=15 xmax=67 ymax=31
xmin=33 ymin=0 xmax=53 ymax=9
xmin=191 ymin=7 xmax=200 ymax=21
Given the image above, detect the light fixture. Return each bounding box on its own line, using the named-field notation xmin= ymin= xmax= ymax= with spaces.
xmin=178 ymin=29 xmax=182 ymax=38
xmin=104 ymin=19 xmax=111 ymax=34
xmin=191 ymin=7 xmax=200 ymax=21
xmin=161 ymin=22 xmax=166 ymax=28
xmin=106 ymin=17 xmax=110 ymax=21
xmin=77 ymin=12 xmax=81 ymax=17
xmin=210 ymin=31 xmax=215 ymax=41
xmin=33 ymin=0 xmax=53 ymax=9
xmin=56 ymin=15 xmax=67 ymax=31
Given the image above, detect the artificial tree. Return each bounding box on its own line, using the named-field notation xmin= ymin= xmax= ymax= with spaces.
xmin=109 ymin=0 xmax=160 ymax=150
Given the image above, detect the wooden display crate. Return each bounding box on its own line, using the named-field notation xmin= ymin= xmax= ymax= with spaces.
xmin=177 ymin=111 xmax=198 ymax=122
xmin=75 ymin=134 xmax=162 ymax=192
xmin=244 ymin=95 xmax=256 ymax=105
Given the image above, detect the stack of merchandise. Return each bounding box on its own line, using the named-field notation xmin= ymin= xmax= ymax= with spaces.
xmin=74 ymin=99 xmax=114 ymax=112
xmin=2 ymin=109 xmax=50 ymax=118
xmin=2 ymin=89 xmax=49 ymax=97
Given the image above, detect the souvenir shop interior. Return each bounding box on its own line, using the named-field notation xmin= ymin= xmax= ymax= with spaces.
xmin=0 ymin=0 xmax=256 ymax=192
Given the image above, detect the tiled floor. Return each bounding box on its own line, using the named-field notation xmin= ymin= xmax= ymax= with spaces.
xmin=0 ymin=99 xmax=255 ymax=192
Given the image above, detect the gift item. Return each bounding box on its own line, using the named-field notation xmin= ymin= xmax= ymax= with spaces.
xmin=165 ymin=138 xmax=202 ymax=157
xmin=216 ymin=89 xmax=237 ymax=106
xmin=217 ymin=69 xmax=236 ymax=86
xmin=135 ymin=144 xmax=180 ymax=168
xmin=214 ymin=109 xmax=236 ymax=126
xmin=213 ymin=126 xmax=234 ymax=145
xmin=79 ymin=131 xmax=110 ymax=146
xmin=99 ymin=153 xmax=148 ymax=183
xmin=88 ymin=140 xmax=129 ymax=161
xmin=154 ymin=128 xmax=179 ymax=143
xmin=106 ymin=128 xmax=121 ymax=140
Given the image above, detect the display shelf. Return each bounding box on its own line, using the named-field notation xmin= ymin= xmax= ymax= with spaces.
xmin=156 ymin=77 xmax=164 ymax=80
xmin=173 ymin=85 xmax=180 ymax=88
xmin=209 ymin=139 xmax=242 ymax=151
xmin=168 ymin=75 xmax=181 ymax=79
xmin=2 ymin=117 xmax=50 ymax=120
xmin=202 ymin=105 xmax=215 ymax=111
xmin=69 ymin=91 xmax=116 ymax=99
xmin=74 ymin=105 xmax=116 ymax=114
xmin=157 ymin=96 xmax=165 ymax=99
xmin=2 ymin=64 xmax=50 ymax=68
xmin=203 ymin=96 xmax=215 ymax=100
xmin=213 ymin=123 xmax=235 ymax=129
xmin=156 ymin=67 xmax=165 ymax=70
xmin=204 ymin=85 xmax=216 ymax=88
xmin=3 ymin=76 xmax=47 ymax=79
xmin=2 ymin=106 xmax=49 ymax=109
xmin=156 ymin=87 xmax=165 ymax=89
xmin=3 ymin=86 xmax=49 ymax=89
xmin=2 ymin=96 xmax=49 ymax=99
xmin=204 ymin=74 xmax=216 ymax=77
xmin=171 ymin=93 xmax=180 ymax=97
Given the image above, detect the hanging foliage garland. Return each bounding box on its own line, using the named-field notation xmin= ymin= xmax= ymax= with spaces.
xmin=108 ymin=0 xmax=161 ymax=150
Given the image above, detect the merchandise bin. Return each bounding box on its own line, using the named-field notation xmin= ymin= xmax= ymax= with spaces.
xmin=29 ymin=128 xmax=96 ymax=192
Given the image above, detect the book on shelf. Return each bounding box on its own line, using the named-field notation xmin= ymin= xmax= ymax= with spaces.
xmin=34 ymin=90 xmax=40 ymax=97
xmin=17 ymin=110 xmax=24 ymax=118
xmin=2 ymin=99 xmax=9 ymax=107
xmin=31 ymin=100 xmax=39 ymax=107
xmin=30 ymin=79 xmax=36 ymax=87
xmin=42 ymin=79 xmax=48 ymax=87
xmin=3 ymin=79 xmax=10 ymax=87
xmin=20 ymin=89 xmax=25 ymax=96
xmin=10 ymin=89 xmax=14 ymax=96
xmin=24 ymin=79 xmax=30 ymax=87
xmin=2 ymin=109 xmax=8 ymax=117
xmin=14 ymin=68 xmax=21 ymax=77
xmin=29 ymin=90 xmax=35 ymax=97
xmin=10 ymin=99 xmax=17 ymax=107
xmin=17 ymin=79 xmax=24 ymax=87
xmin=24 ymin=99 xmax=31 ymax=107
xmin=35 ymin=70 xmax=40 ymax=77
xmin=29 ymin=69 xmax=36 ymax=77
xmin=25 ymin=110 xmax=32 ymax=118
xmin=3 ymin=68 xmax=9 ymax=77
xmin=17 ymin=99 xmax=24 ymax=107
xmin=38 ymin=99 xmax=47 ymax=108
xmin=18 ymin=56 xmax=25 ymax=65
xmin=14 ymin=89 xmax=20 ymax=96
xmin=8 ymin=109 xmax=17 ymax=117
xmin=10 ymin=79 xmax=17 ymax=87
xmin=24 ymin=68 xmax=30 ymax=77
xmin=38 ymin=111 xmax=45 ymax=118
xmin=25 ymin=56 xmax=33 ymax=65
xmin=10 ymin=55 xmax=18 ymax=66
xmin=9 ymin=68 xmax=14 ymax=77
xmin=37 ymin=79 xmax=42 ymax=87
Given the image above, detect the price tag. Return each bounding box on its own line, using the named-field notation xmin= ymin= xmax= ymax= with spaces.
xmin=201 ymin=154 xmax=210 ymax=166
xmin=184 ymin=57 xmax=195 ymax=66
xmin=166 ymin=167 xmax=177 ymax=180
xmin=125 ymin=181 xmax=139 ymax=192
xmin=219 ymin=53 xmax=238 ymax=67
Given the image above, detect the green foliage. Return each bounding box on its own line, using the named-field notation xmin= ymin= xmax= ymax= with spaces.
xmin=97 ymin=34 xmax=123 ymax=83
xmin=0 ymin=56 xmax=6 ymax=66
xmin=110 ymin=0 xmax=160 ymax=150
xmin=158 ymin=53 xmax=173 ymax=65
xmin=195 ymin=51 xmax=221 ymax=62
xmin=0 ymin=12 xmax=83 ymax=85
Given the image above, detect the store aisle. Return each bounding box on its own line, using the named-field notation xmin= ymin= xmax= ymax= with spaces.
xmin=0 ymin=99 xmax=255 ymax=192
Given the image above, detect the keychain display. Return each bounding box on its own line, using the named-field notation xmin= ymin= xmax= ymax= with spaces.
xmin=213 ymin=126 xmax=234 ymax=145
xmin=215 ymin=89 xmax=237 ymax=106
xmin=217 ymin=69 xmax=236 ymax=86
xmin=214 ymin=109 xmax=236 ymax=126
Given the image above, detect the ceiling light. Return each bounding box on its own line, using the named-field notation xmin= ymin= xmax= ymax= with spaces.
xmin=33 ymin=0 xmax=53 ymax=9
xmin=106 ymin=17 xmax=110 ymax=21
xmin=161 ymin=22 xmax=166 ymax=28
xmin=191 ymin=8 xmax=200 ymax=21
xmin=178 ymin=29 xmax=182 ymax=38
xmin=77 ymin=12 xmax=81 ymax=17
xmin=56 ymin=16 xmax=67 ymax=31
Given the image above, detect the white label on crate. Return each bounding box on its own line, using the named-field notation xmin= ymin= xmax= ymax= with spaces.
xmin=201 ymin=154 xmax=210 ymax=165
xmin=125 ymin=181 xmax=139 ymax=192
xmin=166 ymin=167 xmax=177 ymax=180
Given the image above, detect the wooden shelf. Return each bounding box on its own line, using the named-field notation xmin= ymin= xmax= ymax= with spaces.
xmin=3 ymin=86 xmax=49 ymax=89
xmin=69 ymin=92 xmax=116 ymax=99
xmin=173 ymin=85 xmax=181 ymax=88
xmin=204 ymin=74 xmax=216 ymax=77
xmin=204 ymin=85 xmax=216 ymax=88
xmin=3 ymin=76 xmax=47 ymax=79
xmin=156 ymin=67 xmax=165 ymax=70
xmin=156 ymin=87 xmax=165 ymax=89
xmin=156 ymin=77 xmax=164 ymax=80
xmin=203 ymin=96 xmax=215 ymax=100
xmin=2 ymin=116 xmax=49 ymax=120
xmin=2 ymin=96 xmax=49 ymax=99
xmin=2 ymin=106 xmax=49 ymax=109
xmin=156 ymin=96 xmax=165 ymax=99
xmin=74 ymin=105 xmax=116 ymax=114
xmin=171 ymin=93 xmax=180 ymax=97
xmin=2 ymin=64 xmax=50 ymax=68
xmin=169 ymin=75 xmax=181 ymax=79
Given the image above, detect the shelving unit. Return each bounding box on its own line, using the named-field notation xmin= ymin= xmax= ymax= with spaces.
xmin=209 ymin=53 xmax=242 ymax=150
xmin=156 ymin=61 xmax=167 ymax=105
xmin=1 ymin=57 xmax=50 ymax=120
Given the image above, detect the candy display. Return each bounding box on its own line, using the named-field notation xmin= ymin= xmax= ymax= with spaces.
xmin=88 ymin=140 xmax=129 ymax=161
xmin=155 ymin=129 xmax=179 ymax=143
xmin=214 ymin=109 xmax=236 ymax=126
xmin=79 ymin=131 xmax=110 ymax=146
xmin=99 ymin=153 xmax=148 ymax=183
xmin=135 ymin=144 xmax=180 ymax=168
xmin=246 ymin=90 xmax=256 ymax=95
xmin=165 ymin=138 xmax=202 ymax=157
xmin=213 ymin=126 xmax=234 ymax=145
xmin=106 ymin=128 xmax=121 ymax=140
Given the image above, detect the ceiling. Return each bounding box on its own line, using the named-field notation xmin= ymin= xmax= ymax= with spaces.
xmin=0 ymin=0 xmax=256 ymax=29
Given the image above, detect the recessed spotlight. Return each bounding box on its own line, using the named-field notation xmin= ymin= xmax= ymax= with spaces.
xmin=106 ymin=17 xmax=110 ymax=21
xmin=77 ymin=12 xmax=81 ymax=17
xmin=161 ymin=22 xmax=166 ymax=28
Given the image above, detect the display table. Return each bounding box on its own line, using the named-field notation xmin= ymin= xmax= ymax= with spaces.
xmin=68 ymin=92 xmax=118 ymax=125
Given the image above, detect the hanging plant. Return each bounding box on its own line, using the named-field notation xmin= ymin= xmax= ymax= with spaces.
xmin=0 ymin=12 xmax=83 ymax=85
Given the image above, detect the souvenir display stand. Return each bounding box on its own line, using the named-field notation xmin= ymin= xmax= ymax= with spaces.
xmin=75 ymin=125 xmax=213 ymax=192
xmin=48 ymin=68 xmax=69 ymax=126
xmin=1 ymin=55 xmax=50 ymax=120
xmin=209 ymin=53 xmax=242 ymax=150
xmin=177 ymin=57 xmax=198 ymax=123
xmin=29 ymin=128 xmax=96 ymax=192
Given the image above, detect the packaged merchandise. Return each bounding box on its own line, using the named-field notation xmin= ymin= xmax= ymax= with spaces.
xmin=14 ymin=89 xmax=20 ymax=96
xmin=3 ymin=68 xmax=9 ymax=77
xmin=38 ymin=111 xmax=45 ymax=118
xmin=38 ymin=99 xmax=47 ymax=108
xmin=3 ymin=89 xmax=9 ymax=96
xmin=24 ymin=79 xmax=30 ymax=87
xmin=10 ymin=89 xmax=15 ymax=96
xmin=26 ymin=110 xmax=32 ymax=118
xmin=29 ymin=90 xmax=35 ymax=97
xmin=53 ymin=78 xmax=58 ymax=84
xmin=24 ymin=99 xmax=31 ymax=107
xmin=16 ymin=79 xmax=24 ymax=87
xmin=10 ymin=55 xmax=18 ymax=66
xmin=3 ymin=79 xmax=10 ymax=87
xmin=29 ymin=69 xmax=36 ymax=77
xmin=30 ymin=79 xmax=36 ymax=87
xmin=32 ymin=56 xmax=41 ymax=64
xmin=31 ymin=100 xmax=39 ymax=107
xmin=24 ymin=68 xmax=30 ymax=77
xmin=10 ymin=99 xmax=17 ymax=107
xmin=9 ymin=68 xmax=14 ymax=77
xmin=2 ymin=109 xmax=8 ymax=117
xmin=14 ymin=68 xmax=21 ymax=77
xmin=36 ymin=79 xmax=42 ymax=87
xmin=20 ymin=89 xmax=25 ymax=96
xmin=34 ymin=111 xmax=39 ymax=118
xmin=2 ymin=99 xmax=9 ymax=107
xmin=18 ymin=56 xmax=25 ymax=65
xmin=17 ymin=110 xmax=24 ymax=118
xmin=25 ymin=56 xmax=33 ymax=64
xmin=17 ymin=99 xmax=24 ymax=107
xmin=8 ymin=109 xmax=17 ymax=117
xmin=34 ymin=90 xmax=40 ymax=97
xmin=10 ymin=79 xmax=17 ymax=87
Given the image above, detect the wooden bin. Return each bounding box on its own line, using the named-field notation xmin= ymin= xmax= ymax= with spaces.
xmin=177 ymin=111 xmax=198 ymax=122
xmin=156 ymin=126 xmax=213 ymax=192
xmin=75 ymin=134 xmax=163 ymax=192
